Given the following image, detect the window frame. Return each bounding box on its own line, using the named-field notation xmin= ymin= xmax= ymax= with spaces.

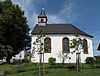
xmin=44 ymin=37 xmax=51 ymax=53
xmin=62 ymin=37 xmax=70 ymax=53
xmin=83 ymin=39 xmax=88 ymax=54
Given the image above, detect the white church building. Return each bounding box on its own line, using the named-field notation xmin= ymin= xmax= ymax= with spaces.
xmin=31 ymin=8 xmax=94 ymax=63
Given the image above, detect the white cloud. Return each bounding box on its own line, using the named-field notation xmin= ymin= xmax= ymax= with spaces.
xmin=93 ymin=32 xmax=100 ymax=55
xmin=28 ymin=13 xmax=38 ymax=29
xmin=47 ymin=14 xmax=64 ymax=24
xmin=12 ymin=0 xmax=38 ymax=30
xmin=12 ymin=0 xmax=78 ymax=31
xmin=47 ymin=0 xmax=78 ymax=24
xmin=60 ymin=0 xmax=78 ymax=23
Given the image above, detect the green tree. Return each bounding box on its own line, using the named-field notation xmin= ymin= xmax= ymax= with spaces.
xmin=0 ymin=44 xmax=13 ymax=60
xmin=70 ymin=34 xmax=84 ymax=72
xmin=33 ymin=30 xmax=45 ymax=76
xmin=57 ymin=51 xmax=69 ymax=65
xmin=0 ymin=0 xmax=31 ymax=63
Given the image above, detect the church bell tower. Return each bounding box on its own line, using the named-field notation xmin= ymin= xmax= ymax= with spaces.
xmin=38 ymin=8 xmax=47 ymax=26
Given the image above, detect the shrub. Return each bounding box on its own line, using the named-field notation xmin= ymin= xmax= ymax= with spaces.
xmin=29 ymin=63 xmax=39 ymax=71
xmin=94 ymin=56 xmax=100 ymax=64
xmin=22 ymin=63 xmax=33 ymax=67
xmin=29 ymin=65 xmax=34 ymax=71
xmin=12 ymin=59 xmax=23 ymax=64
xmin=85 ymin=57 xmax=95 ymax=65
xmin=45 ymin=63 xmax=76 ymax=69
xmin=48 ymin=64 xmax=65 ymax=69
xmin=22 ymin=57 xmax=30 ymax=63
xmin=96 ymin=65 xmax=100 ymax=69
xmin=4 ymin=70 xmax=12 ymax=75
xmin=95 ymin=60 xmax=100 ymax=64
xmin=82 ymin=64 xmax=91 ymax=69
xmin=48 ymin=57 xmax=56 ymax=65
xmin=67 ymin=64 xmax=76 ymax=70
xmin=94 ymin=56 xmax=100 ymax=59
xmin=12 ymin=65 xmax=30 ymax=73
xmin=90 ymin=65 xmax=100 ymax=69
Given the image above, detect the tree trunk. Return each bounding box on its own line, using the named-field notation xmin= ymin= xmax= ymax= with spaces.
xmin=39 ymin=53 xmax=42 ymax=76
xmin=6 ymin=56 xmax=11 ymax=64
xmin=62 ymin=58 xmax=64 ymax=65
xmin=43 ymin=53 xmax=45 ymax=76
xmin=76 ymin=53 xmax=81 ymax=72
xmin=78 ymin=54 xmax=81 ymax=72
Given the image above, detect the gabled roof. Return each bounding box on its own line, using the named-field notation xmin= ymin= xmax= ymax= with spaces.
xmin=32 ymin=24 xmax=93 ymax=38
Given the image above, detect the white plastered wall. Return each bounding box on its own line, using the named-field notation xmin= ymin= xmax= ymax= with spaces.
xmin=31 ymin=34 xmax=94 ymax=63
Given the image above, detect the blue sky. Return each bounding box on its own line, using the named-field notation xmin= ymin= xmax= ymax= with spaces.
xmin=1 ymin=0 xmax=100 ymax=56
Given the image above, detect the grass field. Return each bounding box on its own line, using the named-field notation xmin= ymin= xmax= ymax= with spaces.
xmin=8 ymin=69 xmax=100 ymax=76
xmin=0 ymin=64 xmax=17 ymax=71
xmin=0 ymin=64 xmax=100 ymax=76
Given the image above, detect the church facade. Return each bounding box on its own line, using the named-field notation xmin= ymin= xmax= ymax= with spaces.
xmin=31 ymin=8 xmax=94 ymax=63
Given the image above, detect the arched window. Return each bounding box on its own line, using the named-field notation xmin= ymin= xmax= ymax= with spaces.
xmin=83 ymin=39 xmax=88 ymax=54
xmin=62 ymin=37 xmax=70 ymax=53
xmin=44 ymin=37 xmax=51 ymax=53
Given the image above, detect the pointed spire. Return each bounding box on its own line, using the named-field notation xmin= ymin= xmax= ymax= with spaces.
xmin=38 ymin=8 xmax=47 ymax=17
xmin=38 ymin=8 xmax=47 ymax=26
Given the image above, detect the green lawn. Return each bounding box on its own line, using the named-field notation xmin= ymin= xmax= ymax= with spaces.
xmin=8 ymin=69 xmax=100 ymax=76
xmin=1 ymin=64 xmax=100 ymax=76
xmin=0 ymin=64 xmax=17 ymax=71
